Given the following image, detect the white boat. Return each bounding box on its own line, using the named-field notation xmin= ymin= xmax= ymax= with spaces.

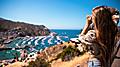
xmin=70 ymin=38 xmax=80 ymax=43
xmin=48 ymin=36 xmax=54 ymax=44
xmin=35 ymin=36 xmax=45 ymax=46
xmin=28 ymin=41 xmax=31 ymax=45
xmin=16 ymin=43 xmax=19 ymax=46
xmin=22 ymin=40 xmax=26 ymax=44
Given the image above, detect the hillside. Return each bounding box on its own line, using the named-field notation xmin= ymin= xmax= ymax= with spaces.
xmin=0 ymin=18 xmax=50 ymax=37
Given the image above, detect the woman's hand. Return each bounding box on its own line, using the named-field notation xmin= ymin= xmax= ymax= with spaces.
xmin=80 ymin=15 xmax=92 ymax=35
xmin=86 ymin=15 xmax=92 ymax=25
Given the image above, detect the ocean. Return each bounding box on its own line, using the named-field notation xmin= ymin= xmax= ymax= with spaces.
xmin=0 ymin=29 xmax=81 ymax=60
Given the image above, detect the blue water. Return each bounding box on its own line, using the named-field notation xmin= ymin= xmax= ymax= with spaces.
xmin=0 ymin=29 xmax=81 ymax=60
xmin=51 ymin=29 xmax=80 ymax=38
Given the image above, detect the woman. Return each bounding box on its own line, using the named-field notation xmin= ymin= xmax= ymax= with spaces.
xmin=79 ymin=6 xmax=119 ymax=67
xmin=92 ymin=6 xmax=118 ymax=67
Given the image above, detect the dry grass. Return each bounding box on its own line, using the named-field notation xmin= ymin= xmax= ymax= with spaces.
xmin=6 ymin=62 xmax=28 ymax=67
xmin=51 ymin=53 xmax=90 ymax=67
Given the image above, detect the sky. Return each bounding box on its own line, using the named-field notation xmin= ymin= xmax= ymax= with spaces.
xmin=0 ymin=0 xmax=120 ymax=29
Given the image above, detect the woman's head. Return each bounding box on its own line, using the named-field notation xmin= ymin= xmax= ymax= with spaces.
xmin=92 ymin=6 xmax=117 ymax=47
xmin=92 ymin=6 xmax=119 ymax=25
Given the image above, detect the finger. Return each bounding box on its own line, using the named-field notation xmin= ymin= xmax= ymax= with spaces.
xmin=112 ymin=15 xmax=119 ymax=19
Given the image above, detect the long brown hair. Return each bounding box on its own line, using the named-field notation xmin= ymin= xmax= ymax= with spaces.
xmin=92 ymin=6 xmax=117 ymax=66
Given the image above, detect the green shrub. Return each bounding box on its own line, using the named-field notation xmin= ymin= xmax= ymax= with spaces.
xmin=27 ymin=57 xmax=51 ymax=67
xmin=57 ymin=46 xmax=84 ymax=61
xmin=0 ymin=25 xmax=7 ymax=31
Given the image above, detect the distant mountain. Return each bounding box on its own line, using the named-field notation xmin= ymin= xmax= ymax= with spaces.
xmin=0 ymin=18 xmax=50 ymax=37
